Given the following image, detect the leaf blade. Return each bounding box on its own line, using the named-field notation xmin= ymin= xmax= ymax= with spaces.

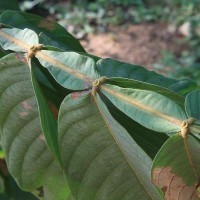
xmin=100 ymin=84 xmax=187 ymax=134
xmin=0 ymin=0 xmax=19 ymax=11
xmin=58 ymin=91 xmax=161 ymax=200
xmin=151 ymin=134 xmax=200 ymax=200
xmin=30 ymin=59 xmax=61 ymax=161
xmin=0 ymin=53 xmax=70 ymax=200
xmin=36 ymin=50 xmax=99 ymax=90
xmin=0 ymin=11 xmax=85 ymax=52
xmin=102 ymin=93 xmax=168 ymax=159
xmin=0 ymin=28 xmax=38 ymax=52
xmin=43 ymin=160 xmax=70 ymax=200
xmin=185 ymin=89 xmax=200 ymax=123
xmin=106 ymin=77 xmax=185 ymax=107
xmin=0 ymin=53 xmax=52 ymax=190
xmin=97 ymin=58 xmax=197 ymax=95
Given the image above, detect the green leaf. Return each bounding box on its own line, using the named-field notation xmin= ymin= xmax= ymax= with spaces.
xmin=168 ymin=80 xmax=198 ymax=96
xmin=106 ymin=78 xmax=185 ymax=108
xmin=100 ymin=84 xmax=187 ymax=134
xmin=97 ymin=58 xmax=197 ymax=95
xmin=80 ymin=52 xmax=100 ymax=62
xmin=0 ymin=11 xmax=85 ymax=52
xmin=0 ymin=46 xmax=7 ymax=59
xmin=33 ymin=58 xmax=71 ymax=101
xmin=0 ymin=53 xmax=52 ymax=190
xmin=0 ymin=144 xmax=4 ymax=159
xmin=30 ymin=59 xmax=61 ymax=161
xmin=36 ymin=51 xmax=99 ymax=90
xmin=0 ymin=28 xmax=38 ymax=52
xmin=0 ymin=0 xmax=19 ymax=11
xmin=43 ymin=160 xmax=70 ymax=200
xmin=185 ymin=90 xmax=200 ymax=123
xmin=0 ymin=27 xmax=99 ymax=90
xmin=0 ymin=175 xmax=4 ymax=193
xmin=67 ymin=194 xmax=75 ymax=200
xmin=42 ymin=44 xmax=100 ymax=62
xmin=103 ymin=95 xmax=169 ymax=159
xmin=0 ymin=53 xmax=70 ymax=200
xmin=58 ymin=91 xmax=161 ymax=200
xmin=151 ymin=134 xmax=200 ymax=199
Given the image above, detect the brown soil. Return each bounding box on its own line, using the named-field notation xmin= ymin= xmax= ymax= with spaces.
xmin=81 ymin=23 xmax=185 ymax=69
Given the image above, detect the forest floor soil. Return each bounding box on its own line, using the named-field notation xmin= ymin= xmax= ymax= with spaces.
xmin=80 ymin=23 xmax=186 ymax=70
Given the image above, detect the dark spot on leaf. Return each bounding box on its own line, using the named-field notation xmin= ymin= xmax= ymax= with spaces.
xmin=38 ymin=20 xmax=55 ymax=31
xmin=47 ymin=101 xmax=58 ymax=119
xmin=71 ymin=91 xmax=86 ymax=100
xmin=162 ymin=186 xmax=168 ymax=193
xmin=83 ymin=83 xmax=91 ymax=88
xmin=22 ymin=100 xmax=33 ymax=110
xmin=71 ymin=92 xmax=79 ymax=100
xmin=152 ymin=167 xmax=199 ymax=200
xmin=16 ymin=53 xmax=27 ymax=64
xmin=20 ymin=112 xmax=28 ymax=117
xmin=39 ymin=134 xmax=45 ymax=141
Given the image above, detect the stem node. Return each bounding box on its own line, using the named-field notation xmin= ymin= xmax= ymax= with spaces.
xmin=181 ymin=118 xmax=195 ymax=138
xmin=26 ymin=44 xmax=44 ymax=60
xmin=92 ymin=76 xmax=107 ymax=96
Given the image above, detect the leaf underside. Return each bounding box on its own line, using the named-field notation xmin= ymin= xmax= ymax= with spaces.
xmin=58 ymin=91 xmax=161 ymax=200
xmin=0 ymin=53 xmax=69 ymax=200
xmin=101 ymin=84 xmax=187 ymax=134
xmin=152 ymin=134 xmax=200 ymax=200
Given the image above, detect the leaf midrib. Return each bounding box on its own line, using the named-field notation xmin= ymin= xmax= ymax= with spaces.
xmin=183 ymin=136 xmax=199 ymax=182
xmin=36 ymin=50 xmax=94 ymax=84
xmin=0 ymin=29 xmax=94 ymax=85
xmin=1 ymin=29 xmax=200 ymax=135
xmin=101 ymin=85 xmax=183 ymax=126
xmin=100 ymin=85 xmax=200 ymax=134
xmin=0 ymin=30 xmax=29 ymax=50
xmin=93 ymin=95 xmax=156 ymax=200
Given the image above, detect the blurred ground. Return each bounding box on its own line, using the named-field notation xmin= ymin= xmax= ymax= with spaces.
xmin=80 ymin=23 xmax=185 ymax=69
xmin=19 ymin=0 xmax=200 ymax=83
